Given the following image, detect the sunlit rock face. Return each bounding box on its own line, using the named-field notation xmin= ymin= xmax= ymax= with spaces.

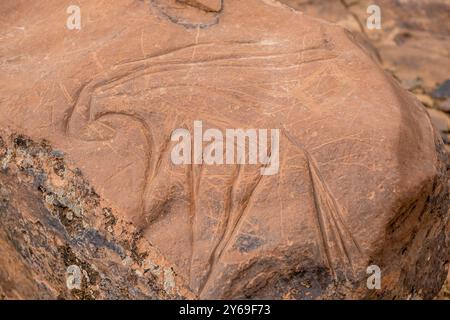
xmin=0 ymin=0 xmax=448 ymax=299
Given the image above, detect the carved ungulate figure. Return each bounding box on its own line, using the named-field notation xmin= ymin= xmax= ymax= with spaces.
xmin=64 ymin=35 xmax=362 ymax=295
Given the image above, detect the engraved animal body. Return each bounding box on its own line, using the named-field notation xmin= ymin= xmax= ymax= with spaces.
xmin=64 ymin=40 xmax=361 ymax=296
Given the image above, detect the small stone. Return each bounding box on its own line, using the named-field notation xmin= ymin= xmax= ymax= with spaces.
xmin=66 ymin=211 xmax=73 ymax=221
xmin=432 ymin=79 xmax=450 ymax=99
xmin=415 ymin=93 xmax=434 ymax=107
xmin=437 ymin=98 xmax=450 ymax=113
xmin=135 ymin=270 xmax=143 ymax=277
xmin=427 ymin=108 xmax=450 ymax=133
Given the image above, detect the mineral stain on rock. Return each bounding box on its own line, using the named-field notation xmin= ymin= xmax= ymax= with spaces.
xmin=433 ymin=80 xmax=450 ymax=100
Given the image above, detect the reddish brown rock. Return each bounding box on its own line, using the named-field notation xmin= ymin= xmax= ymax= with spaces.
xmin=0 ymin=0 xmax=448 ymax=299
xmin=282 ymin=0 xmax=450 ymax=92
xmin=0 ymin=131 xmax=194 ymax=299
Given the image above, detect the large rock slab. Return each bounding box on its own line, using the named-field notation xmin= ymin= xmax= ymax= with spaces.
xmin=0 ymin=0 xmax=448 ymax=299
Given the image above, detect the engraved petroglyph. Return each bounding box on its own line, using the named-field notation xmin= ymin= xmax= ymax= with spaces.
xmin=63 ymin=39 xmax=351 ymax=292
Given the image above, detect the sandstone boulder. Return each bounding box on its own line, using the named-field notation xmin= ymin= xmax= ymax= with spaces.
xmin=0 ymin=0 xmax=448 ymax=299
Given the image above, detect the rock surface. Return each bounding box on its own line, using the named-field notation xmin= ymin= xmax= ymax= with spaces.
xmin=0 ymin=0 xmax=449 ymax=299
xmin=282 ymin=0 xmax=450 ymax=90
xmin=281 ymin=0 xmax=450 ymax=297
xmin=281 ymin=0 xmax=450 ymax=153
xmin=0 ymin=131 xmax=194 ymax=299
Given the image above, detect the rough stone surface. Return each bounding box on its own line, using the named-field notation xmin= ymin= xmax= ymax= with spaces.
xmin=282 ymin=0 xmax=450 ymax=91
xmin=281 ymin=1 xmax=450 ymax=156
xmin=281 ymin=0 xmax=450 ymax=297
xmin=0 ymin=131 xmax=194 ymax=299
xmin=0 ymin=0 xmax=449 ymax=299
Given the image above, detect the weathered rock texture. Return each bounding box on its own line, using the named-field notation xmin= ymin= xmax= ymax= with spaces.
xmin=281 ymin=0 xmax=450 ymax=299
xmin=0 ymin=0 xmax=449 ymax=299
xmin=281 ymin=0 xmax=450 ymax=151
xmin=282 ymin=0 xmax=450 ymax=90
xmin=0 ymin=131 xmax=194 ymax=299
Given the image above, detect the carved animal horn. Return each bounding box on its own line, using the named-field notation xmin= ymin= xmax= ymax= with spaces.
xmin=177 ymin=0 xmax=223 ymax=12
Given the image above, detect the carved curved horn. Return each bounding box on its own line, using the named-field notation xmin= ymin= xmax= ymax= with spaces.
xmin=177 ymin=0 xmax=223 ymax=12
